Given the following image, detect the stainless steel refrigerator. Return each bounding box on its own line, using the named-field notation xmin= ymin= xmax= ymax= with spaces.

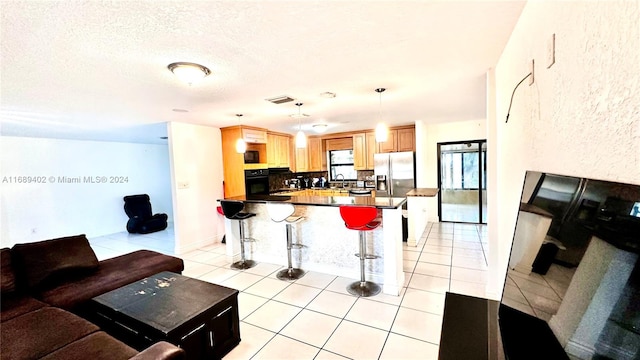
xmin=374 ymin=151 xmax=416 ymax=197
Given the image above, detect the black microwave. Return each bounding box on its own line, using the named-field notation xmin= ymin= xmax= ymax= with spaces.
xmin=244 ymin=150 xmax=259 ymax=163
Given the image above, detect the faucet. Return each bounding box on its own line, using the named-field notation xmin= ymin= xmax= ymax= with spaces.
xmin=336 ymin=174 xmax=345 ymax=188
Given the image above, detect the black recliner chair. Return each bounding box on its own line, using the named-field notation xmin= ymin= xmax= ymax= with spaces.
xmin=123 ymin=194 xmax=168 ymax=234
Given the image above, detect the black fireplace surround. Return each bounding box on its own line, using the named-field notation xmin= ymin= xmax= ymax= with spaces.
xmin=439 ymin=171 xmax=640 ymax=360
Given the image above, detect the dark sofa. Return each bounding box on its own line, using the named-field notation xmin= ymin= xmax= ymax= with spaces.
xmin=1 ymin=234 xmax=186 ymax=360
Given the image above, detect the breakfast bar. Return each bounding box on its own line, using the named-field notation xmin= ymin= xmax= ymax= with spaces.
xmin=220 ymin=194 xmax=407 ymax=296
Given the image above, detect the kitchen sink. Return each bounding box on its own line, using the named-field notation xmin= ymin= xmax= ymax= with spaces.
xmin=348 ymin=189 xmax=372 ymax=196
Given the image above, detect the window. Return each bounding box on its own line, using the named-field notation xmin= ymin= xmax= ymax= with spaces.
xmin=441 ymin=149 xmax=486 ymax=190
xmin=328 ymin=150 xmax=357 ymax=181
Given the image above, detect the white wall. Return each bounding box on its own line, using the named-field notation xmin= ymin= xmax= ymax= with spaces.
xmin=167 ymin=122 xmax=225 ymax=254
xmin=0 ymin=136 xmax=172 ymax=247
xmin=488 ymin=0 xmax=640 ymax=298
xmin=415 ymin=119 xmax=487 ymax=222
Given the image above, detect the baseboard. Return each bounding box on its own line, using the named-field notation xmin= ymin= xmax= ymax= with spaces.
xmin=176 ymin=235 xmax=221 ymax=254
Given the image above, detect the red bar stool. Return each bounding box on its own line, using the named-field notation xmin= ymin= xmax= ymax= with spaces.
xmin=266 ymin=202 xmax=306 ymax=281
xmin=339 ymin=205 xmax=382 ymax=297
xmin=220 ymin=200 xmax=257 ymax=270
xmin=216 ymin=205 xmax=226 ymax=243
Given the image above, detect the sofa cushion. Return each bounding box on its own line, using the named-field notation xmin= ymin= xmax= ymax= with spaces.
xmin=0 ymin=294 xmax=48 ymax=322
xmin=1 ymin=248 xmax=17 ymax=293
xmin=11 ymin=234 xmax=99 ymax=290
xmin=40 ymin=331 xmax=138 ymax=360
xmin=0 ymin=307 xmax=99 ymax=359
xmin=38 ymin=250 xmax=184 ymax=310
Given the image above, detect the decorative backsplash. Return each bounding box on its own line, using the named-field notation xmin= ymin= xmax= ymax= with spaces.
xmin=268 ymin=170 xmax=374 ymax=192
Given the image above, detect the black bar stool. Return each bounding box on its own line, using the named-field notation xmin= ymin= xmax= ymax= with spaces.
xmin=220 ymin=200 xmax=257 ymax=270
xmin=339 ymin=205 xmax=382 ymax=297
xmin=266 ymin=202 xmax=306 ymax=281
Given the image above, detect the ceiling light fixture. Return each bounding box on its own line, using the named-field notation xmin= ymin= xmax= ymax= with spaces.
xmin=295 ymin=103 xmax=307 ymax=148
xmin=374 ymin=88 xmax=388 ymax=142
xmin=235 ymin=114 xmax=247 ymax=154
xmin=167 ymin=62 xmax=211 ymax=85
xmin=312 ymin=124 xmax=328 ymax=133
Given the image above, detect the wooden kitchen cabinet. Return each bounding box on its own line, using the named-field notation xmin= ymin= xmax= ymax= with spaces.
xmin=294 ymin=146 xmax=308 ymax=172
xmin=397 ymin=127 xmax=415 ymax=152
xmin=377 ymin=129 xmax=398 ymax=153
xmin=365 ymin=132 xmax=377 ymax=169
xmin=377 ymin=126 xmax=415 ymax=153
xmin=353 ymin=133 xmax=366 ymax=170
xmin=308 ymin=137 xmax=324 ymax=171
xmin=220 ymin=127 xmax=246 ymax=198
xmin=353 ymin=132 xmax=378 ymax=170
xmin=267 ymin=132 xmax=291 ymax=168
xmin=293 ymin=136 xmax=323 ymax=172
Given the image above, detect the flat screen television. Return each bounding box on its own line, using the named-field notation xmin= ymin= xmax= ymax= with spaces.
xmin=438 ymin=171 xmax=640 ymax=360
xmin=500 ymin=171 xmax=640 ymax=359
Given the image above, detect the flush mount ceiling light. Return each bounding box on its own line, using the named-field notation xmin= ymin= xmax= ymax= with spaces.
xmin=167 ymin=62 xmax=211 ymax=85
xmin=235 ymin=114 xmax=247 ymax=154
xmin=294 ymin=103 xmax=307 ymax=148
xmin=374 ymin=88 xmax=388 ymax=142
xmin=312 ymin=124 xmax=328 ymax=133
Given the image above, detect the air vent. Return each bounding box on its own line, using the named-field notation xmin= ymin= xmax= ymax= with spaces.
xmin=265 ymin=95 xmax=295 ymax=104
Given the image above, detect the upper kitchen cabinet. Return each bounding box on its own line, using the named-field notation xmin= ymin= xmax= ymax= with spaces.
xmin=294 ymin=146 xmax=308 ymax=172
xmin=353 ymin=133 xmax=366 ymax=170
xmin=377 ymin=129 xmax=397 ymax=153
xmin=366 ymin=132 xmax=377 ymax=169
xmin=308 ymin=137 xmax=324 ymax=171
xmin=396 ymin=127 xmax=415 ymax=152
xmin=377 ymin=126 xmax=415 ymax=153
xmin=294 ymin=136 xmax=324 ymax=172
xmin=267 ymin=132 xmax=291 ymax=168
xmin=241 ymin=127 xmax=268 ymax=144
xmin=355 ymin=132 xmax=381 ymax=170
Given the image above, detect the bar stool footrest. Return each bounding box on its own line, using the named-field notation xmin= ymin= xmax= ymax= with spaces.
xmin=347 ymin=281 xmax=381 ymax=297
xmin=291 ymin=244 xmax=305 ymax=249
xmin=354 ymin=253 xmax=380 ymax=259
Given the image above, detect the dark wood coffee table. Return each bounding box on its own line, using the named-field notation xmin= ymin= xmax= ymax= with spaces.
xmin=88 ymin=271 xmax=240 ymax=360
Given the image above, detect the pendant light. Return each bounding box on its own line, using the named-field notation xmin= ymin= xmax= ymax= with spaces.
xmin=374 ymin=88 xmax=388 ymax=142
xmin=235 ymin=114 xmax=247 ymax=154
xmin=294 ymin=103 xmax=307 ymax=148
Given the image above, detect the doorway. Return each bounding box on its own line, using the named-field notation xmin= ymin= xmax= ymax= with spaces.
xmin=437 ymin=140 xmax=487 ymax=223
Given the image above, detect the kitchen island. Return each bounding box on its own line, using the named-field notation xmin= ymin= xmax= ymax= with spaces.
xmin=406 ymin=188 xmax=439 ymax=247
xmin=220 ymin=194 xmax=407 ymax=296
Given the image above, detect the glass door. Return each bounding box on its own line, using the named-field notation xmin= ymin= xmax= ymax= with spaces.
xmin=438 ymin=140 xmax=487 ymax=223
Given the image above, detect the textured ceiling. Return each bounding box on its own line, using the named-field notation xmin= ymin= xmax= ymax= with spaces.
xmin=0 ymin=1 xmax=525 ymax=143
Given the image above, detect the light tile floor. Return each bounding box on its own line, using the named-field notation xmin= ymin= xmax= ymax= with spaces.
xmin=89 ymin=222 xmax=489 ymax=359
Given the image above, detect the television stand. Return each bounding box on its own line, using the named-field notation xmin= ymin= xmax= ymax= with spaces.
xmin=438 ymin=292 xmax=503 ymax=360
xmin=438 ymin=292 xmax=569 ymax=360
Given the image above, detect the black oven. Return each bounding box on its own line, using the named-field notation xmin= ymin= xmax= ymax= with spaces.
xmin=244 ymin=169 xmax=270 ymax=196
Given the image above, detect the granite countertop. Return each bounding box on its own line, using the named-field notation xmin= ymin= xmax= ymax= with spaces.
xmin=406 ymin=188 xmax=439 ymax=197
xmin=221 ymin=194 xmax=406 ymax=209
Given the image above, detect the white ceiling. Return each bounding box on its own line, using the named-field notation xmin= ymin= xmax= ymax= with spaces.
xmin=0 ymin=1 xmax=525 ymax=144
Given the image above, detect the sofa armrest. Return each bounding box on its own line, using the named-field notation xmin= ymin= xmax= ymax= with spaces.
xmin=129 ymin=342 xmax=185 ymax=360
